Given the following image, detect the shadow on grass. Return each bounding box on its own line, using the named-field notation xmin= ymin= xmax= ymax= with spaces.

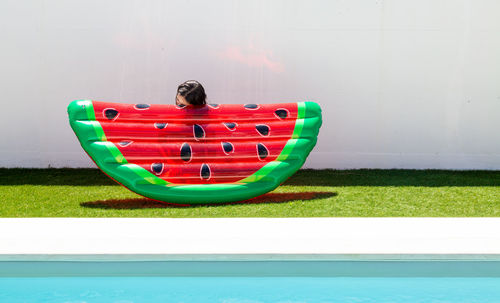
xmin=80 ymin=191 xmax=337 ymax=209
xmin=1 ymin=168 xmax=499 ymax=187
xmin=286 ymin=169 xmax=500 ymax=187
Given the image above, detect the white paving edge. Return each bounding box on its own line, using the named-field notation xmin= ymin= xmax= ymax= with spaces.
xmin=1 ymin=218 xmax=500 ymax=260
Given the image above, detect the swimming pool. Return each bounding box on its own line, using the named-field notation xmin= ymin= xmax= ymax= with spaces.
xmin=3 ymin=218 xmax=500 ymax=302
xmin=2 ymin=260 xmax=500 ymax=302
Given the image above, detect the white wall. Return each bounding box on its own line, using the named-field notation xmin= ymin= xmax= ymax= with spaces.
xmin=1 ymin=0 xmax=499 ymax=169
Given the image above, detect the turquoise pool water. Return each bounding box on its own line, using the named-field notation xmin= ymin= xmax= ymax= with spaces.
xmin=1 ymin=276 xmax=500 ymax=302
xmin=1 ymin=261 xmax=500 ymax=302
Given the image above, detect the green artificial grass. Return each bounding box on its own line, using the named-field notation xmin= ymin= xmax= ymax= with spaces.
xmin=0 ymin=168 xmax=499 ymax=217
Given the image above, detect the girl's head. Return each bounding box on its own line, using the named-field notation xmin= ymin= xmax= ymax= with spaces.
xmin=176 ymin=80 xmax=206 ymax=107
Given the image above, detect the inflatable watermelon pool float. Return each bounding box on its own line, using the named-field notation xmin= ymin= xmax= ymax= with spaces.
xmin=68 ymin=100 xmax=322 ymax=204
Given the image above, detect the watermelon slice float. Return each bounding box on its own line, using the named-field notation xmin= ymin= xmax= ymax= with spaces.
xmin=68 ymin=100 xmax=322 ymax=204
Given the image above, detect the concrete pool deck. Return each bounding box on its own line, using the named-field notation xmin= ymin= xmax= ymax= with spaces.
xmin=1 ymin=218 xmax=500 ymax=261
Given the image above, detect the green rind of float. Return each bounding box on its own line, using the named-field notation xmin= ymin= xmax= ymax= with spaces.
xmin=67 ymin=100 xmax=322 ymax=204
xmin=68 ymin=100 xmax=154 ymax=191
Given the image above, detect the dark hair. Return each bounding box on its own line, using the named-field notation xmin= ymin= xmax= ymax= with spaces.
xmin=176 ymin=80 xmax=206 ymax=106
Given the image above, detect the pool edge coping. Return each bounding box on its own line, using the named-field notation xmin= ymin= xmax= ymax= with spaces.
xmin=2 ymin=218 xmax=500 ymax=260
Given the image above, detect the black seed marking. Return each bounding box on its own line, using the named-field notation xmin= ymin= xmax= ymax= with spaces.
xmin=180 ymin=143 xmax=192 ymax=162
xmin=135 ymin=104 xmax=150 ymax=109
xmin=193 ymin=124 xmax=205 ymax=140
xmin=154 ymin=122 xmax=167 ymax=129
xmin=244 ymin=104 xmax=259 ymax=109
xmin=257 ymin=143 xmax=269 ymax=160
xmin=104 ymin=109 xmax=119 ymax=120
xmin=151 ymin=163 xmax=163 ymax=175
xmin=275 ymin=109 xmax=288 ymax=119
xmin=222 ymin=142 xmax=234 ymax=154
xmin=209 ymin=104 xmax=219 ymax=108
xmin=118 ymin=140 xmax=132 ymax=147
xmin=256 ymin=124 xmax=270 ymax=136
xmin=177 ymin=104 xmax=186 ymax=108
xmin=224 ymin=122 xmax=237 ymax=130
xmin=200 ymin=163 xmax=211 ymax=180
